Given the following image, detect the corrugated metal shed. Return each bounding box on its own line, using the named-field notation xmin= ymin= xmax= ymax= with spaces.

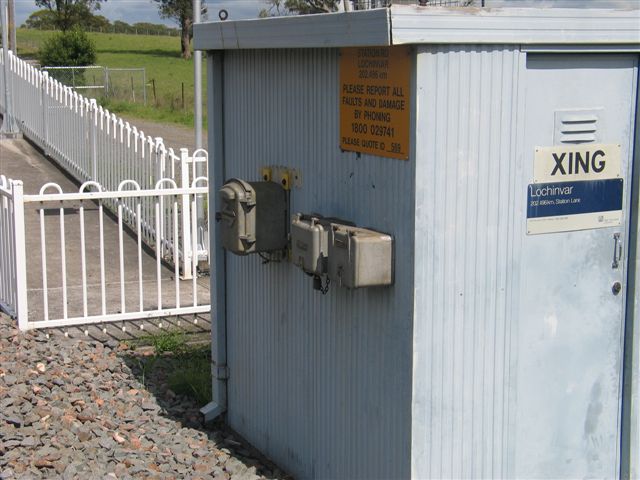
xmin=196 ymin=6 xmax=640 ymax=479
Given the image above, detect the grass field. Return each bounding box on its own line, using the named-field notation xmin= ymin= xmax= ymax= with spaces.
xmin=16 ymin=29 xmax=205 ymax=128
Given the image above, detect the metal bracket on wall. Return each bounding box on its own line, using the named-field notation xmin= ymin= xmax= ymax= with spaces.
xmin=214 ymin=365 xmax=230 ymax=380
xmin=260 ymin=166 xmax=302 ymax=190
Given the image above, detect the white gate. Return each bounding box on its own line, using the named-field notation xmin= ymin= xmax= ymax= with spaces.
xmin=0 ymin=176 xmax=27 ymax=329
xmin=0 ymin=176 xmax=210 ymax=331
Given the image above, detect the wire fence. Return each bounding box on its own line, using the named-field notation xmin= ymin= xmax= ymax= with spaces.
xmin=26 ymin=26 xmax=181 ymax=36
xmin=41 ymin=65 xmax=147 ymax=105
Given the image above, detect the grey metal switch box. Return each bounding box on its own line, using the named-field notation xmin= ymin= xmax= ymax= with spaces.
xmin=218 ymin=179 xmax=288 ymax=255
xmin=328 ymin=224 xmax=393 ymax=288
xmin=291 ymin=213 xmax=329 ymax=276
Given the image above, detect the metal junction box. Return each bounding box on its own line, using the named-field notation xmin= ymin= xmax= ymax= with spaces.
xmin=291 ymin=213 xmax=329 ymax=275
xmin=218 ymin=179 xmax=287 ymax=255
xmin=197 ymin=6 xmax=640 ymax=480
xmin=328 ymin=224 xmax=393 ymax=288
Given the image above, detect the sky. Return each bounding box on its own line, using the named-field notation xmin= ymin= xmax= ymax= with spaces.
xmin=12 ymin=0 xmax=640 ymax=29
xmin=13 ymin=0 xmax=268 ymax=28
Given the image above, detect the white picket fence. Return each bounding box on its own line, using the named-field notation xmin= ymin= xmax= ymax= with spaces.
xmin=0 ymin=49 xmax=208 ymax=280
xmin=0 ymin=175 xmax=210 ymax=331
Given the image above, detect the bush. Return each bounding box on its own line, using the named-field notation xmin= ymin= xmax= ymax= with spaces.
xmin=38 ymin=28 xmax=96 ymax=67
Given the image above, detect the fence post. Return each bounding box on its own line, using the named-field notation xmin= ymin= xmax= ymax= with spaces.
xmin=41 ymin=71 xmax=49 ymax=152
xmin=180 ymin=148 xmax=193 ymax=280
xmin=11 ymin=181 xmax=28 ymax=330
xmin=90 ymin=99 xmax=97 ymax=181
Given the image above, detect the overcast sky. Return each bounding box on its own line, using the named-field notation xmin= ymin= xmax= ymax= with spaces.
xmin=13 ymin=0 xmax=639 ymax=28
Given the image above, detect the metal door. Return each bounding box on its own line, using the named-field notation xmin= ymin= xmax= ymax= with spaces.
xmin=516 ymin=54 xmax=638 ymax=478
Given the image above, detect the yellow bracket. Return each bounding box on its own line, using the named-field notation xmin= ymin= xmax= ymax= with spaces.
xmin=259 ymin=166 xmax=301 ymax=189
xmin=279 ymin=170 xmax=291 ymax=191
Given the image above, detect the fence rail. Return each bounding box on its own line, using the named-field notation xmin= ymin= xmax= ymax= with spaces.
xmin=0 ymin=48 xmax=207 ymax=281
xmin=0 ymin=176 xmax=209 ymax=331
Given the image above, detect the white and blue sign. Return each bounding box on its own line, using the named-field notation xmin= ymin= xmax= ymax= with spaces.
xmin=527 ymin=179 xmax=623 ymax=235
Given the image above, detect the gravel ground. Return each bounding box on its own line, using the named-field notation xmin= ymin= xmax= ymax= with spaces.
xmin=0 ymin=313 xmax=287 ymax=480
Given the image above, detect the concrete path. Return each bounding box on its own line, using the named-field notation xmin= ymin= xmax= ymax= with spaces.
xmin=0 ymin=136 xmax=210 ymax=341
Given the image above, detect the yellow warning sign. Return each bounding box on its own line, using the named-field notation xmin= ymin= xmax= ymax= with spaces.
xmin=339 ymin=46 xmax=411 ymax=160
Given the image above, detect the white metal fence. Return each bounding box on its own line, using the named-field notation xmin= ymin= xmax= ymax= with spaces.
xmin=0 ymin=176 xmax=209 ymax=331
xmin=0 ymin=176 xmax=27 ymax=330
xmin=0 ymin=48 xmax=207 ymax=280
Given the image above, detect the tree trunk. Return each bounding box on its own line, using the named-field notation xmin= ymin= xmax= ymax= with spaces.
xmin=180 ymin=26 xmax=191 ymax=59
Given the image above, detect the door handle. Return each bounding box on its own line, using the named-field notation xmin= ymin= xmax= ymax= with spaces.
xmin=612 ymin=233 xmax=623 ymax=269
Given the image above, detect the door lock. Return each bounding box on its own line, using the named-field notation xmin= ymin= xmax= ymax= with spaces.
xmin=612 ymin=282 xmax=622 ymax=296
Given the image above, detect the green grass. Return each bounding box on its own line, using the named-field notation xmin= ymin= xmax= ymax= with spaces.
xmin=16 ymin=29 xmax=206 ymax=129
xmin=166 ymin=344 xmax=212 ymax=407
xmin=124 ymin=330 xmax=212 ymax=407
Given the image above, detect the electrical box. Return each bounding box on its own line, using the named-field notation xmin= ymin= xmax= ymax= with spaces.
xmin=291 ymin=213 xmax=329 ymax=276
xmin=218 ymin=178 xmax=288 ymax=255
xmin=328 ymin=224 xmax=393 ymax=288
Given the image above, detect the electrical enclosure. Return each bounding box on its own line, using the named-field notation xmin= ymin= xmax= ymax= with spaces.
xmin=291 ymin=213 xmax=329 ymax=276
xmin=197 ymin=6 xmax=640 ymax=480
xmin=218 ymin=179 xmax=288 ymax=255
xmin=328 ymin=224 xmax=394 ymax=288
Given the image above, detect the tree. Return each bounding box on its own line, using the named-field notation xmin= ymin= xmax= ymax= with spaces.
xmin=112 ymin=20 xmax=132 ymax=33
xmin=34 ymin=0 xmax=106 ymax=32
xmin=284 ymin=0 xmax=339 ymax=13
xmin=22 ymin=9 xmax=58 ymax=29
xmin=259 ymin=0 xmax=339 ymax=16
xmin=259 ymin=0 xmax=475 ymax=16
xmin=153 ymin=0 xmax=203 ymax=59
xmin=39 ymin=27 xmax=96 ymax=78
xmin=87 ymin=14 xmax=110 ymax=30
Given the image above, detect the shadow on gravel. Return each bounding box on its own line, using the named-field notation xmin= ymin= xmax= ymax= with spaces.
xmin=120 ymin=339 xmax=290 ymax=479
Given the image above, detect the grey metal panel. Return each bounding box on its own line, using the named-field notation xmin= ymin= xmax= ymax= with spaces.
xmin=390 ymin=6 xmax=640 ymax=46
xmin=523 ymin=44 xmax=640 ymax=53
xmin=193 ymin=9 xmax=390 ymax=51
xmin=622 ymin=55 xmax=640 ymax=480
xmin=195 ymin=7 xmax=640 ymax=53
xmin=220 ymin=48 xmax=414 ymax=479
xmin=411 ymin=45 xmax=525 ymax=479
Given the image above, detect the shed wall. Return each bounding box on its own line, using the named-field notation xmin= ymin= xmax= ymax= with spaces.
xmin=411 ymin=45 xmax=524 ymax=479
xmin=220 ymin=49 xmax=416 ymax=479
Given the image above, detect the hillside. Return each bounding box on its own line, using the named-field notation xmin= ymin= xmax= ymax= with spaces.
xmin=16 ymin=29 xmax=205 ymax=128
